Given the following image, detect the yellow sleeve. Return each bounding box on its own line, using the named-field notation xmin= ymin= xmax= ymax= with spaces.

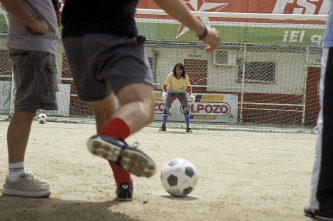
xmin=185 ymin=75 xmax=191 ymax=87
xmin=163 ymin=73 xmax=172 ymax=87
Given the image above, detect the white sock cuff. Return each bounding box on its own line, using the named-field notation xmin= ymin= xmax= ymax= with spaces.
xmin=9 ymin=162 xmax=24 ymax=169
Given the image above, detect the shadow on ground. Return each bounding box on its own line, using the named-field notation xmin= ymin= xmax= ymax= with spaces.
xmin=0 ymin=195 xmax=139 ymax=221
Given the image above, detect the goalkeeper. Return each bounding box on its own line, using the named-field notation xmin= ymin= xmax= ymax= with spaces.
xmin=159 ymin=63 xmax=195 ymax=133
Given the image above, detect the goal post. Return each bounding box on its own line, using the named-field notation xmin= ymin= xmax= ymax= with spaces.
xmin=135 ymin=9 xmax=326 ymax=133
xmin=0 ymin=9 xmax=327 ymax=133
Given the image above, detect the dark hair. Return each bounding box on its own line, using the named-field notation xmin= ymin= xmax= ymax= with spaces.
xmin=172 ymin=63 xmax=186 ymax=79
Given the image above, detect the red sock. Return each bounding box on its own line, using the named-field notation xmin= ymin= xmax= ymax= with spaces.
xmin=99 ymin=117 xmax=130 ymax=141
xmin=99 ymin=118 xmax=132 ymax=187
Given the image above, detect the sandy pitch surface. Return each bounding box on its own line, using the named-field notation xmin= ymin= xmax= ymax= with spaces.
xmin=0 ymin=121 xmax=315 ymax=221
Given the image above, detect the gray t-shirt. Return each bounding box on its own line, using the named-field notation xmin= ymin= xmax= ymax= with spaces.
xmin=6 ymin=0 xmax=59 ymax=54
xmin=323 ymin=0 xmax=333 ymax=48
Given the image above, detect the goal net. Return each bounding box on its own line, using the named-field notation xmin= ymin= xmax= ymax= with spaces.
xmin=0 ymin=8 xmax=327 ymax=133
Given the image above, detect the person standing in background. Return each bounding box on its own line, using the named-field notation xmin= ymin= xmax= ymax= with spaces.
xmin=304 ymin=0 xmax=333 ymax=219
xmin=1 ymin=0 xmax=61 ymax=198
xmin=159 ymin=63 xmax=195 ymax=133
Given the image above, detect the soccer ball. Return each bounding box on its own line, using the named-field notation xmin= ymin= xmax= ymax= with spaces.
xmin=161 ymin=158 xmax=198 ymax=197
xmin=37 ymin=113 xmax=47 ymax=124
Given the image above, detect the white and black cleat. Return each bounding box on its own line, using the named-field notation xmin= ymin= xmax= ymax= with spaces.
xmin=87 ymin=135 xmax=156 ymax=178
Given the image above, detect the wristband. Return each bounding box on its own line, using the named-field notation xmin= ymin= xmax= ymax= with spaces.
xmin=197 ymin=26 xmax=208 ymax=40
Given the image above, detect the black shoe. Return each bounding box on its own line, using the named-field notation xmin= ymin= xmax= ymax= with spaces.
xmin=186 ymin=127 xmax=192 ymax=132
xmin=116 ymin=182 xmax=133 ymax=201
xmin=87 ymin=135 xmax=156 ymax=177
xmin=159 ymin=125 xmax=166 ymax=131
xmin=304 ymin=205 xmax=333 ymax=220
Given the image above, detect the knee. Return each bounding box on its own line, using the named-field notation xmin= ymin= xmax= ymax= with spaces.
xmin=13 ymin=110 xmax=37 ymax=122
xmin=182 ymin=106 xmax=189 ymax=115
xmin=163 ymin=105 xmax=170 ymax=114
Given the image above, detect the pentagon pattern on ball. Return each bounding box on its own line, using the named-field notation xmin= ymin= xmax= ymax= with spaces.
xmin=185 ymin=167 xmax=195 ymax=177
xmin=167 ymin=174 xmax=178 ymax=186
xmin=183 ymin=187 xmax=193 ymax=195
xmin=168 ymin=159 xmax=179 ymax=167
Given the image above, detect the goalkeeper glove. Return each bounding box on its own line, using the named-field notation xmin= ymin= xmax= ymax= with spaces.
xmin=162 ymin=92 xmax=167 ymax=102
xmin=190 ymin=94 xmax=195 ymax=103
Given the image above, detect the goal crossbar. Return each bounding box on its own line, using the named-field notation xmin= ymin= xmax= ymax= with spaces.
xmin=136 ymin=9 xmax=327 ymax=21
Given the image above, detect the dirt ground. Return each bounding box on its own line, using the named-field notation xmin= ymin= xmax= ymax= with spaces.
xmin=0 ymin=120 xmax=316 ymax=221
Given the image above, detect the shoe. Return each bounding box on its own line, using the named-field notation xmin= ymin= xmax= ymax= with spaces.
xmin=116 ymin=182 xmax=133 ymax=201
xmin=159 ymin=125 xmax=166 ymax=131
xmin=186 ymin=127 xmax=192 ymax=132
xmin=2 ymin=172 xmax=51 ymax=198
xmin=87 ymin=135 xmax=156 ymax=177
xmin=25 ymin=172 xmax=49 ymax=187
xmin=304 ymin=205 xmax=333 ymax=220
xmin=10 ymin=171 xmax=50 ymax=187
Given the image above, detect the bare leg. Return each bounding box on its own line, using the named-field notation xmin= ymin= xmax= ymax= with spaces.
xmin=90 ymin=83 xmax=155 ymax=133
xmin=86 ymin=83 xmax=156 ymax=178
xmin=90 ymin=93 xmax=118 ymax=131
xmin=89 ymin=93 xmax=133 ymax=190
xmin=114 ymin=83 xmax=155 ymax=135
xmin=4 ymin=110 xmax=51 ymax=198
xmin=7 ymin=110 xmax=37 ymax=163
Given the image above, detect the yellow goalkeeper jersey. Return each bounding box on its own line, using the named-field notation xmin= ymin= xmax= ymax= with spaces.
xmin=163 ymin=73 xmax=191 ymax=93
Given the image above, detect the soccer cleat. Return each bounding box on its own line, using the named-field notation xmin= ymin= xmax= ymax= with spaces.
xmin=116 ymin=182 xmax=133 ymax=201
xmin=186 ymin=127 xmax=192 ymax=132
xmin=87 ymin=135 xmax=156 ymax=177
xmin=2 ymin=172 xmax=51 ymax=198
xmin=304 ymin=205 xmax=333 ymax=221
xmin=159 ymin=125 xmax=166 ymax=131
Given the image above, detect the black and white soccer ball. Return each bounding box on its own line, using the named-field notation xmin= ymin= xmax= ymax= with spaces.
xmin=161 ymin=158 xmax=198 ymax=197
xmin=37 ymin=113 xmax=48 ymax=124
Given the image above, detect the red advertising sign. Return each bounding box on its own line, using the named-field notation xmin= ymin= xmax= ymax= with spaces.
xmin=137 ymin=0 xmax=328 ymax=15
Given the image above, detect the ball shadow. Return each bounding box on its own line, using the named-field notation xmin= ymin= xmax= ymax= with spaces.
xmin=161 ymin=195 xmax=198 ymax=201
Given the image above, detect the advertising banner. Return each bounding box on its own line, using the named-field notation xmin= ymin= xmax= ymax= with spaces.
xmin=136 ymin=0 xmax=328 ymax=46
xmin=137 ymin=0 xmax=328 ymax=15
xmin=155 ymin=92 xmax=238 ymax=123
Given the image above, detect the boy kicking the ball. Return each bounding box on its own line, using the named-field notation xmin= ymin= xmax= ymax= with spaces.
xmin=61 ymin=0 xmax=220 ymax=201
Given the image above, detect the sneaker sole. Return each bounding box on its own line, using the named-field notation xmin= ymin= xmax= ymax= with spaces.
xmin=117 ymin=197 xmax=133 ymax=202
xmin=2 ymin=188 xmax=51 ymax=198
xmin=314 ymin=216 xmax=333 ymax=221
xmin=304 ymin=207 xmax=333 ymax=221
xmin=305 ymin=213 xmax=333 ymax=221
xmin=87 ymin=136 xmax=156 ymax=178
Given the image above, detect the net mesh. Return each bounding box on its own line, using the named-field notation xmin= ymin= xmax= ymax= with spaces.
xmin=0 ymin=9 xmax=327 ymax=133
